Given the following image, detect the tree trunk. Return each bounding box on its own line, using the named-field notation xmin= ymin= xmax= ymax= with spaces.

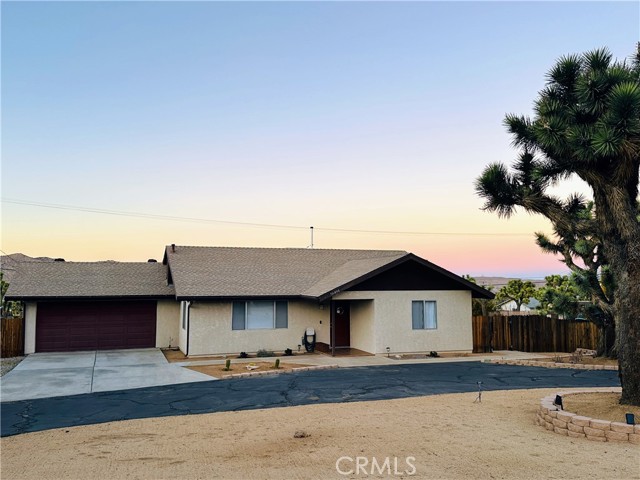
xmin=596 ymin=317 xmax=616 ymax=358
xmin=614 ymin=250 xmax=640 ymax=405
xmin=593 ymin=186 xmax=640 ymax=406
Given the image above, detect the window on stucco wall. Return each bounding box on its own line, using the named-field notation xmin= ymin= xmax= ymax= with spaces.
xmin=232 ymin=301 xmax=288 ymax=330
xmin=412 ymin=301 xmax=437 ymax=330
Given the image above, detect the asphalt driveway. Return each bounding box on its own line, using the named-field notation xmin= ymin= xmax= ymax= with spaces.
xmin=1 ymin=361 xmax=619 ymax=437
xmin=0 ymin=349 xmax=211 ymax=402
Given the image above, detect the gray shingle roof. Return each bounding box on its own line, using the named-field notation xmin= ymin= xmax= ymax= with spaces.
xmin=5 ymin=246 xmax=493 ymax=301
xmin=164 ymin=246 xmax=408 ymax=299
xmin=5 ymin=261 xmax=175 ymax=299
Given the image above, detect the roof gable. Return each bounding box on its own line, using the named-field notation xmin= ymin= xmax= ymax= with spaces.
xmin=339 ymin=254 xmax=494 ymax=299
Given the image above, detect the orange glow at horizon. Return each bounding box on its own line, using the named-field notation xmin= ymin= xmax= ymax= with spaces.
xmin=2 ymin=203 xmax=568 ymax=279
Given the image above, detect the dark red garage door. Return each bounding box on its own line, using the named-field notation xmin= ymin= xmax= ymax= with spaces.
xmin=36 ymin=301 xmax=157 ymax=352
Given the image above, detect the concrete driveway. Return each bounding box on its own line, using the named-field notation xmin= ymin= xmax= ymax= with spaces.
xmin=0 ymin=349 xmax=212 ymax=402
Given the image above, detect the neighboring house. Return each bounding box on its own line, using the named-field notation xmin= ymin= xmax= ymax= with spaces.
xmin=496 ymin=297 xmax=541 ymax=313
xmin=6 ymin=245 xmax=493 ymax=356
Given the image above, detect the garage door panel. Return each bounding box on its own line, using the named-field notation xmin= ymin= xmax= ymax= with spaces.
xmin=36 ymin=301 xmax=157 ymax=352
xmin=69 ymin=338 xmax=99 ymax=351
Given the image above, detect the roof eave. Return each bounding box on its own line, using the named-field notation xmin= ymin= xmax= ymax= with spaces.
xmin=5 ymin=294 xmax=176 ymax=302
xmin=174 ymin=294 xmax=305 ymax=302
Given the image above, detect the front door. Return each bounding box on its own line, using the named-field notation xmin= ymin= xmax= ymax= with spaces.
xmin=332 ymin=302 xmax=350 ymax=348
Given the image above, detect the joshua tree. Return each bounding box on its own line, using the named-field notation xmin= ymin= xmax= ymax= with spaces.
xmin=476 ymin=45 xmax=640 ymax=404
xmin=496 ymin=279 xmax=537 ymax=311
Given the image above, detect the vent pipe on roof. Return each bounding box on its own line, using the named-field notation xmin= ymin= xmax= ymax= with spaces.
xmin=308 ymin=226 xmax=314 ymax=249
xmin=171 ymin=244 xmax=176 ymax=253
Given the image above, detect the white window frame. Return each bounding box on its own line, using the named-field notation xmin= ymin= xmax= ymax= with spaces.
xmin=412 ymin=300 xmax=437 ymax=330
xmin=232 ymin=301 xmax=288 ymax=330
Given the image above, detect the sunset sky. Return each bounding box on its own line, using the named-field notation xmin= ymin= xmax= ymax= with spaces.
xmin=2 ymin=1 xmax=638 ymax=278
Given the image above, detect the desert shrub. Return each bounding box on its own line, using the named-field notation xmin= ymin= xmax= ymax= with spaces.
xmin=284 ymin=348 xmax=293 ymax=356
xmin=256 ymin=349 xmax=275 ymax=358
xmin=238 ymin=352 xmax=249 ymax=359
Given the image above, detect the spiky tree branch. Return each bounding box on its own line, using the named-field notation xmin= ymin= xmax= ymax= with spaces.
xmin=475 ymin=45 xmax=640 ymax=403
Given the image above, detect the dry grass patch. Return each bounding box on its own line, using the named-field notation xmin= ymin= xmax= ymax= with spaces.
xmin=563 ymin=392 xmax=640 ymax=423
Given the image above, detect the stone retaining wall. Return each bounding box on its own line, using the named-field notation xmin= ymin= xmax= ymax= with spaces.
xmin=490 ymin=359 xmax=618 ymax=370
xmin=536 ymin=388 xmax=640 ymax=444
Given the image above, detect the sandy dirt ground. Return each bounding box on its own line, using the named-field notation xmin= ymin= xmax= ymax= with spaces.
xmin=1 ymin=388 xmax=638 ymax=480
xmin=563 ymin=392 xmax=640 ymax=422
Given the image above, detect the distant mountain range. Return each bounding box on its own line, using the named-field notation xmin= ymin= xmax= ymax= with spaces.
xmin=475 ymin=276 xmax=547 ymax=289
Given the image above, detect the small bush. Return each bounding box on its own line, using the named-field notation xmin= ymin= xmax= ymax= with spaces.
xmin=284 ymin=348 xmax=293 ymax=356
xmin=256 ymin=349 xmax=275 ymax=358
xmin=239 ymin=352 xmax=249 ymax=359
xmin=569 ymin=351 xmax=583 ymax=364
xmin=223 ymin=359 xmax=231 ymax=371
xmin=274 ymin=358 xmax=280 ymax=369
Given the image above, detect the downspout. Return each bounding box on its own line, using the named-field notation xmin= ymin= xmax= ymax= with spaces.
xmin=21 ymin=301 xmax=26 ymax=356
xmin=185 ymin=301 xmax=192 ymax=356
xmin=330 ymin=300 xmax=335 ymax=357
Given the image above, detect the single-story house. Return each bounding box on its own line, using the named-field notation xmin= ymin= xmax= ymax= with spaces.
xmin=6 ymin=245 xmax=493 ymax=356
xmin=497 ymin=297 xmax=541 ymax=313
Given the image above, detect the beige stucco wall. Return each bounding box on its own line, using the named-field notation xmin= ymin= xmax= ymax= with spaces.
xmin=334 ymin=290 xmax=472 ymax=354
xmin=155 ymin=300 xmax=180 ymax=349
xmin=314 ymin=303 xmax=331 ymax=345
xmin=24 ymin=302 xmax=37 ymax=354
xmin=349 ymin=300 xmax=375 ymax=353
xmin=174 ymin=291 xmax=471 ymax=356
xmin=187 ymin=300 xmax=329 ymax=356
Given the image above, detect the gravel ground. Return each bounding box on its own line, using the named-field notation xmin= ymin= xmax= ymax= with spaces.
xmin=1 ymin=357 xmax=24 ymax=377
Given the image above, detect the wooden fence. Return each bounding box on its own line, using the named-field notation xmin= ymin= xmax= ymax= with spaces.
xmin=472 ymin=315 xmax=600 ymax=354
xmin=1 ymin=317 xmax=24 ymax=358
